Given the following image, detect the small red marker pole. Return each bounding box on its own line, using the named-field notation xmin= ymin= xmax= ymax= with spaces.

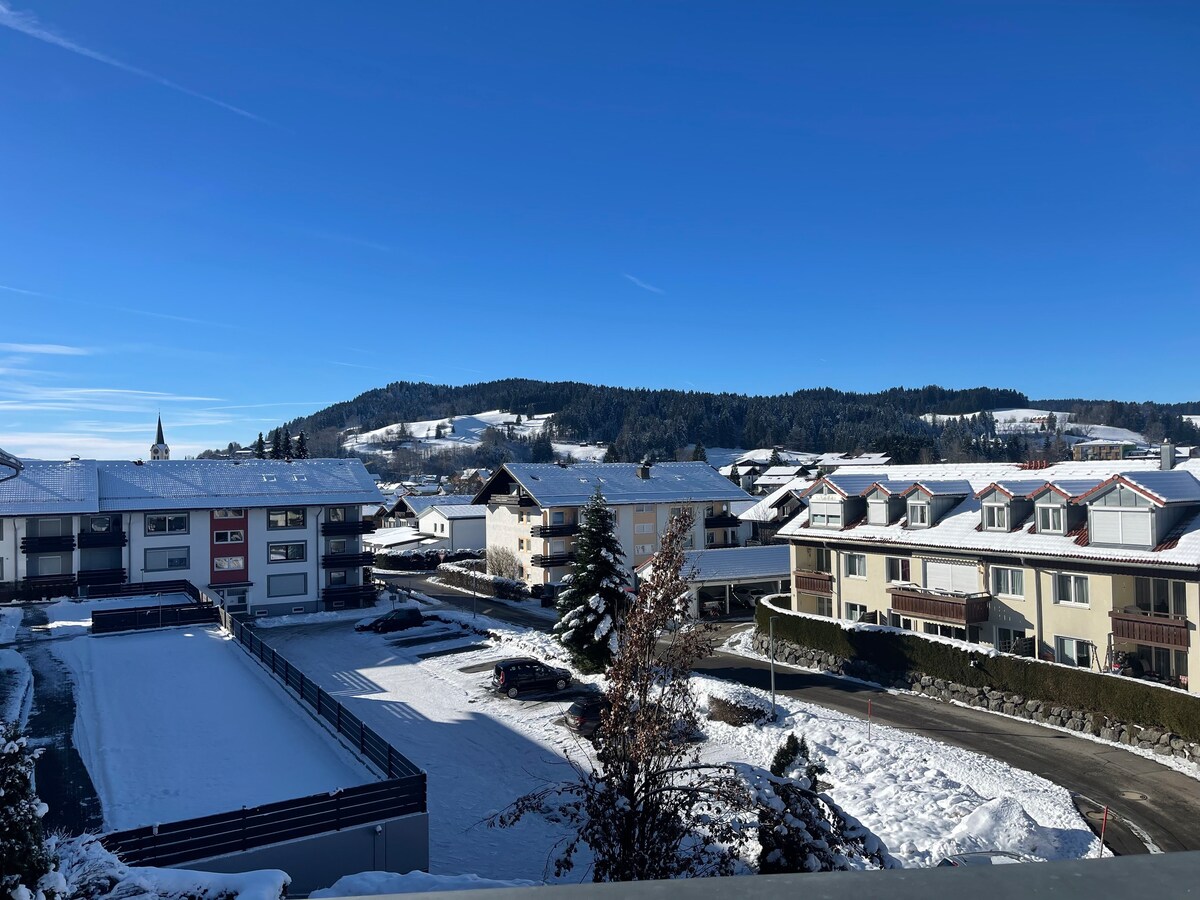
xmin=1096 ymin=806 xmax=1109 ymax=858
xmin=867 ymin=699 xmax=872 ymax=741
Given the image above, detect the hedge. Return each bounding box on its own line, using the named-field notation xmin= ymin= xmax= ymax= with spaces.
xmin=756 ymin=599 xmax=1200 ymax=743
xmin=373 ymin=548 xmax=483 ymax=571
xmin=436 ymin=563 xmax=530 ymax=602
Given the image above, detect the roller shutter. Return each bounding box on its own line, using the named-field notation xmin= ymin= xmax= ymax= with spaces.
xmin=924 ymin=559 xmax=978 ymax=593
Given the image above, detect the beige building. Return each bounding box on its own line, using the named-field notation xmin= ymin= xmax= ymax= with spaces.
xmin=780 ymin=452 xmax=1200 ymax=690
xmin=474 ymin=462 xmax=755 ymax=585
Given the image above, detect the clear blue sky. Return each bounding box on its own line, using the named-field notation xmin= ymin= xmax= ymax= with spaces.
xmin=2 ymin=1 xmax=1197 ymax=458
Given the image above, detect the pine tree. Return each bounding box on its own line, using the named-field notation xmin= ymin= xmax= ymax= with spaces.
xmin=728 ymin=463 xmax=740 ymax=484
xmin=603 ymin=443 xmax=620 ymax=463
xmin=283 ymin=425 xmax=293 ymax=458
xmin=692 ymin=441 xmax=707 ymax=462
xmin=269 ymin=429 xmax=284 ymax=460
xmin=768 ymin=447 xmax=783 ymax=466
xmin=295 ymin=432 xmax=310 ymax=459
xmin=553 ymin=488 xmax=628 ymax=672
xmin=0 ymin=722 xmax=51 ymax=894
xmin=253 ymin=432 xmax=266 ymax=459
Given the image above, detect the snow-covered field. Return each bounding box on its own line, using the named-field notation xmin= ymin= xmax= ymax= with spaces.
xmin=925 ymin=408 xmax=1147 ymax=445
xmin=258 ymin=607 xmax=1099 ymax=881
xmin=43 ymin=594 xmax=195 ymax=637
xmin=346 ymin=410 xmax=552 ymax=455
xmin=51 ymin=626 xmax=372 ymax=829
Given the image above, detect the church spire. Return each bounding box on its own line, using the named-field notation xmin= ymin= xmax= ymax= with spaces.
xmin=151 ymin=415 xmax=170 ymax=460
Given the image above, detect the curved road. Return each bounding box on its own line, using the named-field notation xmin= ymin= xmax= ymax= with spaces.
xmin=383 ymin=574 xmax=1200 ymax=855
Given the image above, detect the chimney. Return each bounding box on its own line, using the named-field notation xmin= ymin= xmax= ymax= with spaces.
xmin=636 ymin=459 xmax=652 ymax=480
xmin=1162 ymin=441 xmax=1176 ymax=471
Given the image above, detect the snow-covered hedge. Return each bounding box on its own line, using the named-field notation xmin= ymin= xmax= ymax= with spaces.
xmin=436 ymin=563 xmax=530 ymax=601
xmin=373 ymin=548 xmax=483 ymax=571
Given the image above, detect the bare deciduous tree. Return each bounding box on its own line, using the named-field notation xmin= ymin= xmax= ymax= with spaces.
xmin=486 ymin=544 xmax=521 ymax=581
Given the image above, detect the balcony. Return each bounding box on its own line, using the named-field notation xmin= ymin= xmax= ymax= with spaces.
xmin=322 ymin=551 xmax=376 ymax=568
xmin=794 ymin=569 xmax=834 ymax=596
xmin=77 ymin=568 xmax=127 ymax=587
xmin=532 ymin=552 xmax=575 ymax=568
xmin=887 ymin=586 xmax=991 ymax=625
xmin=531 ymin=523 xmax=579 ymax=538
xmin=21 ymin=573 xmax=77 ymax=590
xmin=78 ymin=530 xmax=128 ymax=549
xmin=20 ymin=534 xmax=75 ymax=554
xmin=707 ymin=540 xmax=741 ymax=549
xmin=321 ymin=520 xmax=376 ymax=537
xmin=704 ymin=513 xmax=742 ymax=529
xmin=321 ymin=584 xmax=378 ymax=607
xmin=491 ymin=492 xmax=537 ymax=508
xmin=1110 ymin=606 xmax=1191 ymax=650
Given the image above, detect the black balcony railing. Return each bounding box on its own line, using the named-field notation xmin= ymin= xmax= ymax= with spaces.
xmin=704 ymin=514 xmax=742 ymax=529
xmin=321 ymin=520 xmax=376 ymax=536
xmin=77 ymin=568 xmax=127 ymax=587
xmin=531 ymin=552 xmax=576 ymax=568
xmin=78 ymin=530 xmax=128 ymax=549
xmin=531 ymin=523 xmax=579 ymax=538
xmin=707 ymin=540 xmax=740 ymax=549
xmin=321 ymin=551 xmax=375 ymax=568
xmin=320 ymin=584 xmax=378 ymax=608
xmin=21 ymin=573 xmax=77 ymax=589
xmin=20 ymin=534 xmax=75 ymax=554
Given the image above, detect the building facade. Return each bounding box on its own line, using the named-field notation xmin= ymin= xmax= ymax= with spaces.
xmin=0 ymin=458 xmax=382 ymax=617
xmin=474 ymin=462 xmax=755 ymax=585
xmin=781 ymin=454 xmax=1200 ymax=689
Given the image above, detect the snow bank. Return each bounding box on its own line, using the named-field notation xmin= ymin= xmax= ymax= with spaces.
xmin=43 ymin=594 xmax=193 ymax=637
xmin=928 ymin=797 xmax=1060 ymax=861
xmin=52 ymin=626 xmax=371 ymax=829
xmin=311 ymin=871 xmax=537 ymax=897
xmin=0 ymin=647 xmax=32 ymax=724
xmin=0 ymin=604 xmax=22 ymax=644
xmin=253 ymin=605 xmax=386 ymax=629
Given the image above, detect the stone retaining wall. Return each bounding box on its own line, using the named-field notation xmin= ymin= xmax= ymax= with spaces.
xmin=751 ymin=632 xmax=1200 ymax=763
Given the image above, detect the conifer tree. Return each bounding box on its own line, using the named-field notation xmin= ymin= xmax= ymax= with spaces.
xmin=283 ymin=425 xmax=293 ymax=458
xmin=0 ymin=722 xmax=51 ymax=894
xmin=295 ymin=432 xmax=310 ymax=459
xmin=269 ymin=429 xmax=284 ymax=460
xmin=728 ymin=463 xmax=740 ymax=484
xmin=768 ymin=447 xmax=783 ymax=466
xmin=554 ymin=488 xmax=628 ymax=672
xmin=692 ymin=441 xmax=707 ymax=462
xmin=603 ymin=443 xmax=620 ymax=463
xmin=254 ymin=432 xmax=266 ymax=459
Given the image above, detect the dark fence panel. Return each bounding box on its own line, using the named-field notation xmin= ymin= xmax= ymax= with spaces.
xmin=91 ymin=604 xmax=219 ymax=634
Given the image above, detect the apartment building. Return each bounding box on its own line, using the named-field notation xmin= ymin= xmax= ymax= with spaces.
xmin=780 ymin=451 xmax=1200 ymax=689
xmin=0 ymin=458 xmax=382 ymax=617
xmin=473 ymin=461 xmax=755 ymax=584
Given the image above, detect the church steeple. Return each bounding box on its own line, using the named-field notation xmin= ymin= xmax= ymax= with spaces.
xmin=151 ymin=415 xmax=170 ymax=460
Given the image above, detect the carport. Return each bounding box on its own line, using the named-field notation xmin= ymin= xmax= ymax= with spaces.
xmin=637 ymin=545 xmax=791 ymax=618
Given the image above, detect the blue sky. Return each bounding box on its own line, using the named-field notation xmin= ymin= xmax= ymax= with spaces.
xmin=2 ymin=2 xmax=1197 ymax=458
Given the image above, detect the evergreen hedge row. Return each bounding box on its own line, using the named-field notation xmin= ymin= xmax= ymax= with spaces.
xmin=756 ymin=601 xmax=1200 ymax=743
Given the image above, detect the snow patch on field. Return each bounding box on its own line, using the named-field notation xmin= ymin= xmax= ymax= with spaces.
xmin=0 ymin=605 xmax=22 ymax=644
xmin=51 ymin=626 xmax=372 ymax=829
xmin=311 ymin=871 xmax=537 ymax=896
xmin=252 ymin=605 xmax=387 ymax=629
xmin=0 ymin=648 xmax=32 ymax=724
xmin=43 ymin=594 xmax=194 ymax=637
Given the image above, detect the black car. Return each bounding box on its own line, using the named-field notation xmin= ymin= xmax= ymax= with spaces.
xmin=491 ymin=657 xmax=571 ymax=698
xmin=565 ymin=695 xmax=611 ymax=738
xmin=355 ymin=607 xmax=424 ymax=633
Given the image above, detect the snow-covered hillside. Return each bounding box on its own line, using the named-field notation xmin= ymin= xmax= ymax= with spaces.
xmin=926 ymin=408 xmax=1147 ymax=446
xmin=346 ymin=409 xmax=551 ymax=453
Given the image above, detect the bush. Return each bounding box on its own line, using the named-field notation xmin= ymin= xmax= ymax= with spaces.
xmin=707 ymin=695 xmax=769 ymax=727
xmin=756 ymin=601 xmax=1200 ymax=742
xmin=373 ymin=548 xmax=483 ymax=571
xmin=436 ymin=563 xmax=530 ymax=601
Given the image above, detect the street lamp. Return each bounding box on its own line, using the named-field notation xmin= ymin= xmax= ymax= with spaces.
xmin=769 ymin=614 xmax=779 ymax=721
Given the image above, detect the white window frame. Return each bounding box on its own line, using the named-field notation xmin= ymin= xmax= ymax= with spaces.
xmin=991 ymin=566 xmax=1025 ymax=598
xmin=214 ymin=556 xmax=245 ymax=571
xmin=1054 ymin=572 xmax=1089 ymax=607
xmin=36 ymin=555 xmax=63 ymax=576
xmin=983 ymin=503 xmax=1008 ymax=531
xmin=1055 ymin=635 xmax=1091 ymax=667
xmin=845 ymin=602 xmax=867 ymax=621
xmin=213 ymin=508 xmax=245 ymax=519
xmin=634 ymin=522 xmax=655 ymax=534
xmin=908 ymin=502 xmax=929 ymax=526
xmin=634 ymin=543 xmax=654 ymax=555
xmin=844 ymin=553 xmax=867 ymax=579
xmin=268 ymin=541 xmax=307 ymax=563
xmin=885 ymin=557 xmax=911 ymax=584
xmin=145 ymin=546 xmax=190 ymax=572
xmin=1036 ymin=505 xmax=1063 ymax=533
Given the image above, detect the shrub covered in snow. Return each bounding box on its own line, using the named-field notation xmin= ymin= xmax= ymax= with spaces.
xmin=436 ymin=563 xmax=529 ymax=601
xmin=0 ymin=722 xmax=50 ymax=896
xmin=374 ymin=549 xmax=482 ymax=572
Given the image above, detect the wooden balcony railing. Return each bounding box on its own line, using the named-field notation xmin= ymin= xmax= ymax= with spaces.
xmin=793 ymin=569 xmax=834 ymax=596
xmin=20 ymin=534 xmax=75 ymax=553
xmin=491 ymin=493 xmax=536 ymax=507
xmin=887 ymin=586 xmax=991 ymax=625
xmin=1110 ymin=606 xmax=1191 ymax=650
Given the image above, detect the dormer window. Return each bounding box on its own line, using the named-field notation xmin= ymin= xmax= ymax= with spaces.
xmin=808 ymin=495 xmax=842 ymax=528
xmin=908 ymin=501 xmax=929 ymax=527
xmin=1036 ymin=505 xmax=1063 ymax=534
xmin=983 ymin=503 xmax=1008 ymax=531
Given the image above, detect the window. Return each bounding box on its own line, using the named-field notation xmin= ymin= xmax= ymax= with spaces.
xmin=814 ymin=547 xmax=832 ymax=573
xmin=1055 ymin=635 xmax=1091 ymax=667
xmin=908 ymin=503 xmax=929 ymax=526
xmin=1055 ymin=573 xmax=1089 ymax=606
xmin=996 ymin=627 xmax=1026 ymax=653
xmin=808 ymin=498 xmax=842 ymax=528
xmin=269 ymin=542 xmax=306 ymax=562
xmin=551 ymin=511 xmax=565 ymax=525
xmin=925 ymin=622 xmax=967 ymax=641
xmin=983 ymin=504 xmax=1008 ymax=530
xmin=845 ymin=602 xmax=867 ymax=621
xmin=268 ymin=572 xmax=307 ymax=597
xmin=85 ymin=515 xmax=113 ymax=533
xmin=214 ymin=530 xmax=245 ymax=544
xmin=705 ymin=532 xmax=715 ymax=546
xmin=328 ymin=570 xmax=348 ymax=586
xmin=845 ymin=553 xmax=867 ymax=578
xmin=634 ymin=543 xmax=654 ymax=555
xmin=634 ymin=522 xmax=655 ymax=534
xmin=991 ymin=567 xmax=1025 ymax=598
xmin=145 ymin=513 xmax=188 ymax=535
xmin=328 ymin=538 xmax=348 ymax=554
xmin=670 ymin=506 xmax=683 ymax=518
xmin=35 ymin=518 xmax=61 ymax=537
xmin=261 ymin=474 xmax=277 ymax=483
xmin=145 ymin=547 xmax=189 ymax=571
xmin=816 ymin=596 xmax=833 ymax=618
xmin=213 ymin=508 xmax=245 ymax=519
xmin=635 ymin=504 xmax=651 ymax=513
xmin=327 ymin=507 xmax=347 ymax=522
xmin=268 ymin=508 xmax=306 ymax=529
xmin=885 ymin=557 xmax=911 ymax=583
xmin=551 ymin=539 xmax=566 ymax=554
xmin=221 ymin=588 xmax=248 ymax=607
xmin=35 ymin=556 xmax=62 ymax=576
xmin=1135 ymin=578 xmax=1187 ymax=617
xmin=214 ymin=556 xmax=245 ymax=571
xmin=1036 ymin=505 xmax=1063 ymax=533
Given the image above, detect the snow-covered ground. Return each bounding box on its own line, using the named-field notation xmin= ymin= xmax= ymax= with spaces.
xmin=0 ymin=605 xmax=22 ymax=644
xmin=258 ymin=607 xmax=1099 ymax=881
xmin=50 ymin=626 xmax=372 ymax=830
xmin=311 ymin=871 xmax=536 ymax=896
xmin=925 ymin=408 xmax=1147 ymax=445
xmin=0 ymin=647 xmax=32 ymax=724
xmin=346 ymin=410 xmax=552 ymax=455
xmin=42 ymin=593 xmax=195 ymax=637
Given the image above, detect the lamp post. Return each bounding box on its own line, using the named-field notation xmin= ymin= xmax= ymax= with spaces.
xmin=769 ymin=614 xmax=779 ymax=721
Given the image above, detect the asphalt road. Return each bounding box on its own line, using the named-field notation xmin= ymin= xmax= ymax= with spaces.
xmin=378 ymin=575 xmax=1200 ymax=855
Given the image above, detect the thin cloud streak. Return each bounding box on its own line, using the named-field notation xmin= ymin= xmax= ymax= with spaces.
xmin=0 ymin=279 xmax=235 ymax=330
xmin=623 ymin=273 xmax=665 ymax=294
xmin=0 ymin=1 xmax=269 ymax=124
xmin=0 ymin=283 xmax=47 ymax=296
xmin=0 ymin=342 xmax=90 ymax=355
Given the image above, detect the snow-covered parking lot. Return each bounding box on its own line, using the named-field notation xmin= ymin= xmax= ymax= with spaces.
xmin=51 ymin=626 xmax=373 ymax=830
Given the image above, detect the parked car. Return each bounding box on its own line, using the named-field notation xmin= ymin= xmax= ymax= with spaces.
xmin=565 ymin=695 xmax=611 ymax=738
xmin=492 ymin=657 xmax=571 ymax=698
xmin=936 ymin=851 xmax=1031 ymax=867
xmin=355 ymin=607 xmax=424 ymax=633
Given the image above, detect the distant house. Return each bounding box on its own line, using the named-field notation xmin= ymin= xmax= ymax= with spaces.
xmin=752 ymin=465 xmax=809 ymax=495
xmin=718 ymin=464 xmax=759 ymax=492
xmin=392 ymin=493 xmax=472 ymax=528
xmin=815 ymin=452 xmax=892 ymax=475
xmin=1073 ymin=440 xmax=1137 ymax=462
xmin=449 ymin=468 xmax=493 ymax=494
xmin=416 ymin=504 xmax=486 ymax=552
xmin=636 ymin=545 xmax=792 ymax=618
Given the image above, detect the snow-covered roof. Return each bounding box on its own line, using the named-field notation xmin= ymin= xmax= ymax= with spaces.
xmin=974 ymin=479 xmax=1049 ymax=500
xmin=903 ymin=479 xmax=974 ymax=499
xmin=478 ymin=462 xmax=753 ymax=508
xmin=400 ymin=494 xmax=473 ymax=516
xmin=816 ymin=452 xmax=892 ymax=467
xmin=0 ymin=458 xmax=382 ymax=516
xmin=760 ymin=465 xmax=806 ymax=477
xmin=778 ymin=459 xmax=1200 ymax=569
xmin=1079 ymin=470 xmax=1200 ymax=507
xmin=739 ymin=477 xmax=814 ymax=522
xmin=364 ymin=526 xmax=443 ymax=550
xmin=679 ymin=545 xmax=792 ymax=583
xmin=418 ymin=504 xmax=486 ymax=521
